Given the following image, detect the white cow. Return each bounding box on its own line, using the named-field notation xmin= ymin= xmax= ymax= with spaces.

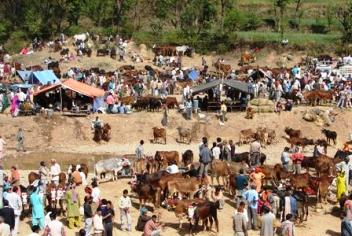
xmin=73 ymin=32 xmax=90 ymax=43
xmin=176 ymin=45 xmax=191 ymax=56
xmin=94 ymin=157 xmax=131 ymax=180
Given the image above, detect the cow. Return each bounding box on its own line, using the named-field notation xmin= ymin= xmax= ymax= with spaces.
xmin=165 ymin=97 xmax=179 ymax=109
xmin=177 ymin=127 xmax=192 ymax=144
xmin=149 ymin=97 xmax=162 ymax=111
xmin=130 ymin=181 xmax=157 ymax=209
xmin=154 ymin=151 xmax=180 ymax=170
xmin=287 ymin=137 xmax=315 ymax=149
xmin=285 ymin=127 xmax=301 ymax=139
xmin=240 ymin=52 xmax=256 ymax=65
xmin=182 ymin=150 xmax=194 ymax=167
xmin=213 ymin=61 xmax=232 ymax=74
xmin=210 ymin=160 xmax=230 ymax=189
xmin=133 ymin=97 xmax=150 ymax=110
xmin=191 ymin=201 xmax=219 ymax=233
xmin=309 ymin=175 xmax=334 ymax=204
xmin=73 ymin=32 xmax=89 ymax=43
xmin=167 ymin=177 xmax=202 ymax=200
xmin=94 ymin=157 xmax=128 ymax=180
xmin=170 ymin=198 xmax=206 ymax=228
xmin=232 ymin=152 xmax=266 ymax=166
xmin=322 ymin=129 xmax=337 ymax=145
xmin=158 ymin=173 xmax=184 ymax=201
xmin=238 ymin=129 xmax=257 ymax=145
xmin=314 ymin=155 xmax=338 ymax=176
xmin=152 ymin=127 xmax=166 ymax=144
xmin=120 ymin=96 xmax=135 ymax=105
xmin=290 ymin=173 xmax=311 ymax=189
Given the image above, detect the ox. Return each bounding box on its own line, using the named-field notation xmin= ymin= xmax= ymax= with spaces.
xmin=167 ymin=177 xmax=201 ymax=199
xmin=154 ymin=151 xmax=180 ymax=170
xmin=94 ymin=157 xmax=131 ymax=180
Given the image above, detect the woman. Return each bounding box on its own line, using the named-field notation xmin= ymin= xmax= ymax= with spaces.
xmin=136 ymin=207 xmax=151 ymax=231
xmin=337 ymin=171 xmax=347 ymax=200
xmin=10 ymin=93 xmax=19 ymax=117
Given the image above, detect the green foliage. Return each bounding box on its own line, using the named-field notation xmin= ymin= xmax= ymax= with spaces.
xmin=4 ymin=31 xmax=28 ymax=53
xmin=337 ymin=0 xmax=352 ymax=43
xmin=223 ymin=10 xmax=246 ymax=32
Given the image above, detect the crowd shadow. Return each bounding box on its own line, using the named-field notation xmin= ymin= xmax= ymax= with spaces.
xmin=325 ymin=229 xmax=340 ymax=236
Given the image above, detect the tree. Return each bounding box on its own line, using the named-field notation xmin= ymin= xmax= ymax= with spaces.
xmin=337 ymin=0 xmax=352 ymax=43
xmin=274 ymin=0 xmax=291 ymax=41
xmin=67 ymin=0 xmax=82 ymax=26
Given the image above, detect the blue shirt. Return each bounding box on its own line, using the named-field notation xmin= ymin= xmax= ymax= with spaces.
xmin=235 ymin=175 xmax=248 ymax=190
xmin=243 ymin=189 xmax=259 ymax=209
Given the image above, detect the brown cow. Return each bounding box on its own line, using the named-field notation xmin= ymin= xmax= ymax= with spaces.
xmin=177 ymin=127 xmax=192 ymax=144
xmin=131 ymin=181 xmax=157 ymax=209
xmin=239 ymin=129 xmax=256 ymax=145
xmin=28 ymin=172 xmax=40 ymax=185
xmin=290 ymin=173 xmax=311 ymax=189
xmin=310 ymin=175 xmax=334 ymax=203
xmin=287 ymin=137 xmax=314 ymax=149
xmin=211 ymin=160 xmax=230 ymax=189
xmin=170 ymin=198 xmax=206 ymax=228
xmin=285 ymin=127 xmax=301 ymax=139
xmin=240 ymin=52 xmax=256 ymax=65
xmin=213 ymin=61 xmax=232 ymax=74
xmin=314 ymin=155 xmax=338 ymax=176
xmin=154 ymin=151 xmax=180 ymax=170
xmin=167 ymin=177 xmax=202 ymax=199
xmin=165 ymin=97 xmax=179 ymax=109
xmin=152 ymin=127 xmax=166 ymax=144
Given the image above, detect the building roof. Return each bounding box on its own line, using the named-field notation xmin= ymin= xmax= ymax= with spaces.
xmin=33 ymin=83 xmax=61 ymax=96
xmin=31 ymin=70 xmax=60 ymax=85
xmin=62 ymin=79 xmax=105 ymax=98
xmin=191 ymin=80 xmax=221 ymax=94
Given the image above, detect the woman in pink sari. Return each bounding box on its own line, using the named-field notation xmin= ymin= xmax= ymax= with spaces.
xmin=10 ymin=94 xmax=19 ymax=117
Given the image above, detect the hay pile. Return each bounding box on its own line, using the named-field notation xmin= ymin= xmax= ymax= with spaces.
xmin=249 ymin=98 xmax=275 ymax=113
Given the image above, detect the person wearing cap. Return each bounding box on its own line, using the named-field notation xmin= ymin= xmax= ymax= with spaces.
xmin=65 ymin=184 xmax=81 ymax=229
xmin=50 ymin=159 xmax=61 ymax=186
xmin=243 ymin=185 xmax=259 ymax=230
xmin=136 ymin=207 xmax=151 ymax=231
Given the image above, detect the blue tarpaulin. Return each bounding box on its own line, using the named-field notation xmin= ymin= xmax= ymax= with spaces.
xmin=17 ymin=70 xmax=60 ymax=85
xmin=17 ymin=71 xmax=32 ymax=82
xmin=188 ymin=70 xmax=199 ymax=81
xmin=30 ymin=70 xmax=60 ymax=85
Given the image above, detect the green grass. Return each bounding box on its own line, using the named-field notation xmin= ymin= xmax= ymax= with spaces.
xmin=236 ymin=31 xmax=340 ymax=45
xmin=239 ymin=0 xmax=342 ymax=4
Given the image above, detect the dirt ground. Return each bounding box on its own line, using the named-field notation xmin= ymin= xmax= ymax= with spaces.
xmin=1 ymin=106 xmax=350 ymax=236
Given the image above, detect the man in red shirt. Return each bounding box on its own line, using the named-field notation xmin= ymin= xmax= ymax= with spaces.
xmin=290 ymin=148 xmax=304 ymax=174
xmin=144 ymin=215 xmax=162 ymax=236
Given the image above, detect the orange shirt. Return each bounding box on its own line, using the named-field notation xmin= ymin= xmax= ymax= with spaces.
xmin=72 ymin=171 xmax=82 ymax=185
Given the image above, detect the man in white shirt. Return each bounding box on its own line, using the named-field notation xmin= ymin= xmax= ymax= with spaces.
xmin=0 ymin=136 xmax=6 ymax=160
xmin=16 ymin=89 xmax=26 ymax=103
xmin=212 ymin=142 xmax=221 ymax=160
xmin=50 ymin=159 xmax=61 ymax=186
xmin=118 ymin=189 xmax=132 ymax=231
xmin=91 ymin=181 xmax=100 ymax=204
xmin=4 ymin=187 xmax=22 ymax=236
xmin=43 ymin=212 xmax=66 ymax=236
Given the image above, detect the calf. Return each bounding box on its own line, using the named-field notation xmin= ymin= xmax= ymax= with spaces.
xmin=154 ymin=151 xmax=180 ymax=170
xmin=285 ymin=127 xmax=301 ymax=138
xmin=152 ymin=127 xmax=166 ymax=144
xmin=322 ymin=129 xmax=337 ymax=145
xmin=167 ymin=177 xmax=201 ymax=199
xmin=211 ymin=160 xmax=230 ymax=189
xmin=171 ymin=198 xmax=205 ymax=228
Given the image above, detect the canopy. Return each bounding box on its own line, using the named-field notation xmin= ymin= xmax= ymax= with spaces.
xmin=33 ymin=83 xmax=61 ymax=96
xmin=10 ymin=84 xmax=33 ymax=91
xmin=30 ymin=70 xmax=60 ymax=85
xmin=62 ymin=79 xmax=105 ymax=98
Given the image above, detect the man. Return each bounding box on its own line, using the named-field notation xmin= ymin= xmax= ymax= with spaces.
xmin=30 ymin=187 xmax=44 ymax=229
xmin=91 ymin=116 xmax=102 ymax=130
xmin=71 ymin=168 xmax=82 ymax=185
xmin=290 ymin=148 xmax=304 ymax=175
xmin=93 ymin=209 xmax=104 ymax=235
xmin=260 ymin=206 xmax=275 ymax=236
xmin=211 ymin=142 xmax=221 ymax=160
xmin=16 ymin=128 xmax=25 ymax=152
xmin=50 ymin=159 xmax=61 ymax=186
xmin=198 ymin=142 xmax=212 ymax=179
xmin=144 ymin=215 xmax=162 ymax=236
xmin=235 ymin=169 xmax=249 ymax=207
xmin=243 ymin=185 xmax=259 ymax=230
xmin=0 ymin=135 xmax=6 ymax=160
xmin=39 ymin=161 xmax=49 ymax=194
xmin=43 ymin=211 xmax=66 ymax=236
xmin=0 ymin=216 xmax=11 ymax=236
xmin=106 ymin=93 xmax=115 ymax=113
xmin=0 ymin=200 xmax=15 ymax=232
xmin=220 ymin=101 xmax=227 ymax=125
xmin=5 ymin=186 xmax=22 ymax=236
xmin=135 ymin=140 xmax=145 ymax=173
xmin=65 ymin=184 xmax=81 ymax=229
xmin=249 ymin=139 xmax=261 ymax=167
xmin=249 ymin=168 xmax=265 ymax=193
xmin=233 ymin=202 xmax=248 ymax=236
xmin=281 ymin=147 xmax=291 ymax=171
xmin=281 ymin=213 xmax=295 ymax=236
xmin=185 ymin=98 xmax=192 ymax=120
xmin=118 ymin=189 xmax=132 ymax=231
xmin=83 ymin=196 xmax=93 ymax=236
xmin=101 ymin=200 xmax=114 ymax=236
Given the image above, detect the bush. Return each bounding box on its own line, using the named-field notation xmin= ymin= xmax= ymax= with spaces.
xmin=263 ymin=18 xmax=276 ymax=29
xmin=289 ymin=19 xmax=299 ymax=30
xmin=4 ymin=31 xmax=28 ymax=53
xmin=64 ymin=25 xmax=86 ymax=36
xmin=241 ymin=13 xmax=261 ymax=31
xmin=224 ymin=10 xmax=246 ymax=32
